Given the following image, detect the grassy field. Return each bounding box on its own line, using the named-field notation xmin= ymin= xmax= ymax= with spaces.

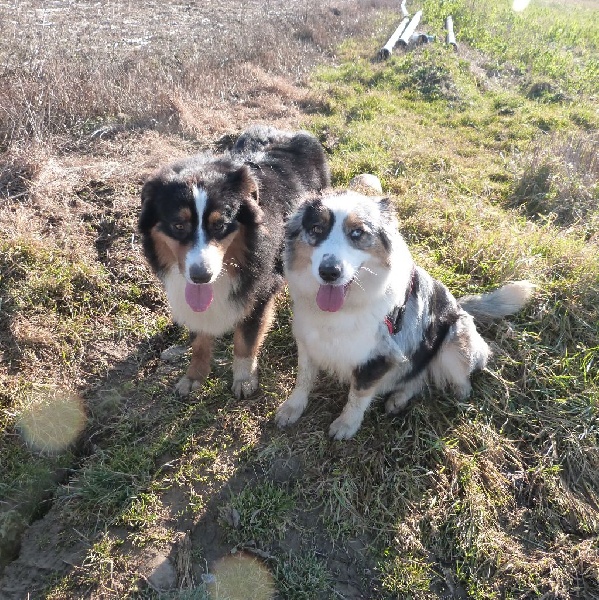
xmin=1 ymin=0 xmax=598 ymax=598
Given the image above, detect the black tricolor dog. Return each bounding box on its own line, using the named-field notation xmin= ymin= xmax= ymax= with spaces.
xmin=276 ymin=190 xmax=534 ymax=439
xmin=139 ymin=126 xmax=330 ymax=397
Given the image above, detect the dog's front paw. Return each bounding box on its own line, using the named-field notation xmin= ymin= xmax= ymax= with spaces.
xmin=232 ymin=357 xmax=259 ymax=399
xmin=232 ymin=373 xmax=259 ymax=399
xmin=275 ymin=395 xmax=307 ymax=428
xmin=329 ymin=415 xmax=361 ymax=440
xmin=175 ymin=375 xmax=203 ymax=396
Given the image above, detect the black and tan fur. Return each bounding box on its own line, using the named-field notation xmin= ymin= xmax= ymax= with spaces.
xmin=139 ymin=126 xmax=330 ymax=397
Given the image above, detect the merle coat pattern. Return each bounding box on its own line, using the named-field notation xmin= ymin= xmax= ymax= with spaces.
xmin=276 ymin=190 xmax=534 ymax=439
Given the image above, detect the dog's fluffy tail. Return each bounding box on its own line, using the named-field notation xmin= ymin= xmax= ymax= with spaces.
xmin=458 ymin=280 xmax=535 ymax=322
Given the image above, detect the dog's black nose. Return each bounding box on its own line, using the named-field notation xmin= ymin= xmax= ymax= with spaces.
xmin=189 ymin=263 xmax=213 ymax=284
xmin=319 ymin=262 xmax=342 ymax=283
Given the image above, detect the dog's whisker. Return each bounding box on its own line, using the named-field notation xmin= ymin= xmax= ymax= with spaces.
xmin=217 ymin=257 xmax=243 ymax=274
xmin=220 ymin=260 xmax=239 ymax=272
xmin=359 ymin=265 xmax=378 ymax=276
xmin=352 ymin=276 xmax=366 ymax=292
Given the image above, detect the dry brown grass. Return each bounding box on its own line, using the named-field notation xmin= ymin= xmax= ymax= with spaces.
xmin=509 ymin=131 xmax=599 ymax=237
xmin=0 ymin=0 xmax=395 ymax=147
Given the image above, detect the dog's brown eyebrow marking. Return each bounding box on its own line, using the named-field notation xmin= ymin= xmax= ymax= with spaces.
xmin=207 ymin=211 xmax=224 ymax=226
xmin=343 ymin=213 xmax=366 ymax=232
xmin=343 ymin=211 xmax=380 ymax=252
xmin=178 ymin=207 xmax=192 ymax=221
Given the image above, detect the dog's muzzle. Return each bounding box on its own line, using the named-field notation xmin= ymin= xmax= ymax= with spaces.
xmin=189 ymin=263 xmax=213 ymax=284
xmin=318 ymin=255 xmax=342 ymax=283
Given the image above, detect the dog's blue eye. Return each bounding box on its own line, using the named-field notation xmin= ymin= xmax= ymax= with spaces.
xmin=310 ymin=224 xmax=323 ymax=236
xmin=350 ymin=228 xmax=364 ymax=240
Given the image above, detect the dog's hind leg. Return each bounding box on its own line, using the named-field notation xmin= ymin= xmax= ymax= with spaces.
xmin=429 ymin=321 xmax=490 ymax=399
xmin=384 ymin=376 xmax=426 ymax=414
xmin=176 ymin=332 xmax=214 ymax=395
xmin=275 ymin=339 xmax=317 ymax=427
xmin=232 ymin=294 xmax=278 ymax=399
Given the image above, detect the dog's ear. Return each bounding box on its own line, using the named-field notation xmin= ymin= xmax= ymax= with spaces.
xmin=376 ymin=195 xmax=398 ymax=222
xmin=377 ymin=196 xmax=393 ymax=214
xmin=139 ymin=178 xmax=159 ymax=232
xmin=141 ymin=177 xmax=158 ymax=205
xmin=228 ymin=165 xmax=264 ymax=226
xmin=375 ymin=196 xmax=397 ymax=251
xmin=238 ymin=190 xmax=264 ymax=226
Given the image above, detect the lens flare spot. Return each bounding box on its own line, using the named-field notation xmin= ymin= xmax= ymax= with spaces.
xmin=207 ymin=552 xmax=275 ymax=600
xmin=17 ymin=387 xmax=86 ymax=454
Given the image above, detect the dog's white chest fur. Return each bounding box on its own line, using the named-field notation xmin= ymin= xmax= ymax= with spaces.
xmin=292 ymin=304 xmax=384 ymax=380
xmin=162 ymin=266 xmax=243 ymax=336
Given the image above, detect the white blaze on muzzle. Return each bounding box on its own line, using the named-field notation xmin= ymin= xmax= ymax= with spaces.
xmin=310 ymin=207 xmax=367 ymax=312
xmin=183 ymin=186 xmax=223 ymax=312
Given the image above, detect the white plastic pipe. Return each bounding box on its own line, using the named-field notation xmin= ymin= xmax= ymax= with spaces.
xmin=397 ymin=10 xmax=422 ymax=47
xmin=379 ymin=17 xmax=410 ymax=59
xmin=445 ymin=15 xmax=458 ymax=50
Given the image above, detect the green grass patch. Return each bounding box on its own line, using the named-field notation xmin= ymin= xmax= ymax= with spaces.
xmin=422 ymin=0 xmax=599 ymax=95
xmin=274 ymin=550 xmax=333 ymax=599
xmin=222 ymin=482 xmax=296 ymax=545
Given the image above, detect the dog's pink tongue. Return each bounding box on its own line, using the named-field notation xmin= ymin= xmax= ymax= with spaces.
xmin=316 ymin=284 xmax=346 ymax=312
xmin=185 ymin=283 xmax=213 ymax=312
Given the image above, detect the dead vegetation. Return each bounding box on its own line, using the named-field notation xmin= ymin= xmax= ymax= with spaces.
xmin=0 ymin=0 xmax=395 ymax=147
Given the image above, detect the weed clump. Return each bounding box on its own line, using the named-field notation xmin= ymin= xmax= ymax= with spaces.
xmin=404 ymin=52 xmax=462 ymax=103
xmin=525 ymin=79 xmax=568 ymax=103
xmin=371 ymin=46 xmax=469 ymax=105
xmin=221 ymin=482 xmax=295 ymax=544
xmin=510 ymin=132 xmax=599 ymax=235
